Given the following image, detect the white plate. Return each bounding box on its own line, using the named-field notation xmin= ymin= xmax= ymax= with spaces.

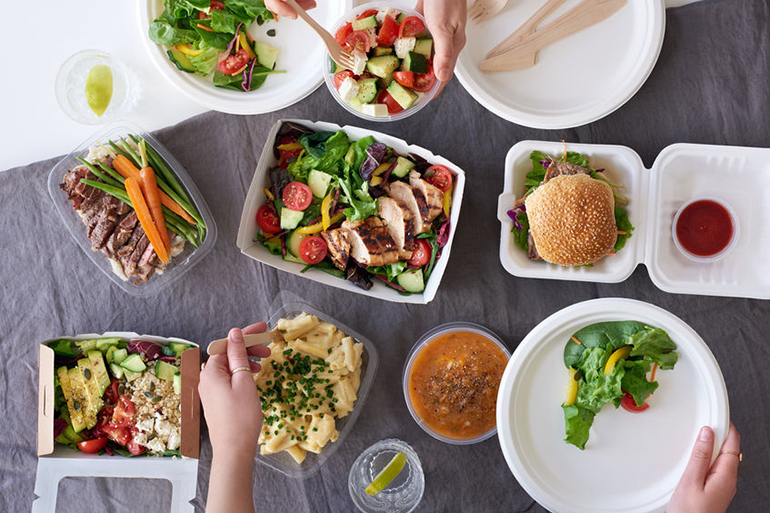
xmin=455 ymin=0 xmax=665 ymax=129
xmin=497 ymin=298 xmax=729 ymax=513
xmin=139 ymin=1 xmax=351 ymax=115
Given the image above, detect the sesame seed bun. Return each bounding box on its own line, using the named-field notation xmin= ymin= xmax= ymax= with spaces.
xmin=524 ymin=174 xmax=617 ymax=266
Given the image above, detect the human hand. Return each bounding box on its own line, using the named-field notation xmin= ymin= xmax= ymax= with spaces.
xmin=416 ymin=0 xmax=467 ymax=85
xmin=668 ymin=422 xmax=741 ymax=513
xmin=264 ymin=0 xmax=317 ymax=20
xmin=199 ymin=322 xmax=272 ymax=461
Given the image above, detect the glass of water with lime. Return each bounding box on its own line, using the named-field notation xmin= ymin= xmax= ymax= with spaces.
xmin=348 ymin=439 xmax=425 ymax=513
xmin=56 ymin=50 xmax=137 ymax=124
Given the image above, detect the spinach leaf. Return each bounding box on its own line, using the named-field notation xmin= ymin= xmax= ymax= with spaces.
xmin=210 ymin=10 xmax=240 ymax=33
xmin=194 ymin=25 xmax=231 ymax=49
xmin=299 ymin=131 xmax=335 ymax=158
xmin=50 ymin=339 xmax=81 ymax=359
xmin=301 ymin=261 xmax=345 ymax=278
xmin=562 ymin=404 xmax=595 ymax=450
xmin=149 ymin=20 xmax=199 ymax=46
xmin=614 ymin=206 xmax=634 ymax=251
xmin=564 ymin=321 xmax=647 ymax=368
xmin=629 ymin=327 xmax=678 ymax=370
xmin=164 ymin=0 xmax=195 ymax=21
xmin=225 ymin=0 xmax=274 ymax=22
xmin=288 ymin=131 xmax=350 ymax=178
xmin=621 ymin=360 xmax=659 ymax=406
xmin=184 ymin=0 xmax=210 ymax=9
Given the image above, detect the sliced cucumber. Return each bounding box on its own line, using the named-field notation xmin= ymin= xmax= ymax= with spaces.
xmin=169 ymin=341 xmax=191 ymax=357
xmin=255 ymin=40 xmax=279 ymax=69
xmin=356 ymin=78 xmax=379 ymax=104
xmin=112 ymin=348 xmax=128 ymax=365
xmin=401 ymin=51 xmax=428 ymax=74
xmin=123 ymin=369 xmax=142 ymax=382
xmin=387 ymin=81 xmax=418 ymax=109
xmin=105 ymin=345 xmax=117 ymax=363
xmin=161 ymin=346 xmax=177 ymax=357
xmin=391 ymin=156 xmax=416 ymax=178
xmin=413 ymin=38 xmax=433 ymax=59
xmin=283 ymin=252 xmax=304 ymax=264
xmin=173 ymin=373 xmax=182 ymax=395
xmin=119 ymin=353 xmax=147 ymax=373
xmin=366 ymin=55 xmax=400 ymax=79
xmin=167 ymin=49 xmax=196 ymax=73
xmin=288 ymin=230 xmax=309 ymax=257
xmin=109 ymin=362 xmax=125 ymax=380
xmin=352 ymin=15 xmax=378 ymax=31
xmin=396 ymin=269 xmax=425 ymax=293
xmin=155 ymin=360 xmax=179 ymax=382
xmin=308 ymin=170 xmax=333 ymax=198
xmin=280 ymin=207 xmax=304 ymax=230
xmin=372 ymin=46 xmax=393 ymax=57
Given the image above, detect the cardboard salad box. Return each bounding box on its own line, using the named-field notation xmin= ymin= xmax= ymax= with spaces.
xmin=35 ymin=332 xmax=201 ymax=512
xmin=236 ymin=119 xmax=466 ymax=304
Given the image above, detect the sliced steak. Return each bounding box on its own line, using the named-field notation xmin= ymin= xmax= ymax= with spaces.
xmin=543 ymin=161 xmax=590 ymax=183
xmin=377 ymin=197 xmax=415 ymax=260
xmin=123 ymin=233 xmax=150 ymax=278
xmin=135 ymin=244 xmax=160 ymax=282
xmin=341 ymin=218 xmax=399 ymax=267
xmin=105 ymin=212 xmax=139 ymax=257
xmin=408 ymin=171 xmax=444 ymax=226
xmin=321 ymin=229 xmax=351 ymax=271
xmin=384 ymin=181 xmax=428 ymax=234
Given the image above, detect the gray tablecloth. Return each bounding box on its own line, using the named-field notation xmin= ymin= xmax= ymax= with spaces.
xmin=2 ymin=0 xmax=769 ymax=511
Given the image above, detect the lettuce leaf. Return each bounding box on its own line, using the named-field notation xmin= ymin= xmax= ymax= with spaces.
xmin=629 ymin=327 xmax=679 ymax=370
xmin=563 ymin=404 xmax=595 ymax=450
xmin=575 ymin=346 xmax=624 ymax=413
xmin=189 ymin=46 xmax=220 ymax=76
xmin=288 ymin=131 xmax=351 ymax=179
xmin=621 ymin=359 xmax=659 ymax=407
xmin=614 ymin=205 xmax=634 ymax=251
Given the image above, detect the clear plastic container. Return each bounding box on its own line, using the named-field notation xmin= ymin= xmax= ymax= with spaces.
xmin=47 ymin=121 xmax=217 ymax=297
xmin=323 ymin=2 xmax=440 ymax=122
xmin=672 ymin=197 xmax=739 ymax=263
xmin=402 ymin=322 xmax=511 ymax=445
xmin=254 ymin=300 xmax=380 ymax=478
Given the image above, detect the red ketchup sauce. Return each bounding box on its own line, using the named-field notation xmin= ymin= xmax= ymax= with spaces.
xmin=675 ymin=200 xmax=734 ymax=257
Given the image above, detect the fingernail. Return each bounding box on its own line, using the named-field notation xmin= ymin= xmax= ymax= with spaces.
xmin=437 ymin=67 xmax=451 ymax=82
xmin=699 ymin=426 xmax=713 ymax=442
xmin=230 ymin=328 xmax=243 ymax=343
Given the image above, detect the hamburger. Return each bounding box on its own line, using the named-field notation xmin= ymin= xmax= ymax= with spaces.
xmin=524 ymin=173 xmax=617 ymax=266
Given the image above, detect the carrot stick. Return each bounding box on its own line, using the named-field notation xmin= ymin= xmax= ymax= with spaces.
xmin=140 ymin=167 xmax=171 ymax=252
xmin=571 ymin=336 xmax=582 ymax=346
xmin=113 ymin=155 xmax=196 ymax=224
xmin=513 ymin=197 xmax=526 ymax=206
xmin=125 ymin=177 xmax=169 ymax=264
xmin=650 ymin=363 xmax=658 ymax=382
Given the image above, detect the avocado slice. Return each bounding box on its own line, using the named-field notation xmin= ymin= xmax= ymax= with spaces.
xmin=87 ymin=350 xmax=111 ymax=395
xmin=77 ymin=359 xmax=104 ymax=420
xmin=68 ymin=367 xmax=97 ymax=429
xmin=57 ymin=366 xmax=86 ymax=433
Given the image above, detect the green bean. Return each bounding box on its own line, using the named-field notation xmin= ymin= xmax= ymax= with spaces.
xmin=119 ymin=137 xmax=142 ymax=165
xmin=98 ymin=162 xmax=125 ymax=184
xmin=129 ymin=134 xmax=189 ymax=203
xmin=80 ymin=179 xmax=131 ymax=204
xmin=76 ymin=158 xmax=122 ymax=188
xmin=108 ymin=140 xmax=134 ymax=164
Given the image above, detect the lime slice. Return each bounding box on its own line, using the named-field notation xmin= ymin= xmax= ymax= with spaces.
xmin=85 ymin=64 xmax=113 ymax=117
xmin=365 ymin=451 xmax=407 ymax=496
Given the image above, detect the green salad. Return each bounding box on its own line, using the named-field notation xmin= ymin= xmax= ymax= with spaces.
xmin=561 ymin=321 xmax=678 ymax=450
xmin=149 ymin=0 xmax=284 ymax=91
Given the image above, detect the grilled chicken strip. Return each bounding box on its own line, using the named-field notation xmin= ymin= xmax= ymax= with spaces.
xmin=321 ymin=229 xmax=351 ymax=271
xmin=341 ymin=218 xmax=399 ymax=266
xmin=385 ymin=180 xmax=429 ymax=234
xmin=408 ymin=170 xmax=444 ymax=225
xmin=377 ymin=197 xmax=415 ymax=260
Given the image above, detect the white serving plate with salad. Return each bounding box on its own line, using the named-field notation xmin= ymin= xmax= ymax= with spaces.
xmin=236 ymin=119 xmax=466 ymax=303
xmin=139 ymin=0 xmax=352 ymax=114
xmin=455 ymin=0 xmax=665 ymax=129
xmin=497 ymin=140 xmax=770 ymax=299
xmin=497 ymin=298 xmax=729 ymax=513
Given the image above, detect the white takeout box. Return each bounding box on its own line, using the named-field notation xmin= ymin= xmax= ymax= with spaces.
xmin=35 ymin=332 xmax=201 ymax=512
xmin=497 ymin=141 xmax=770 ymax=299
xmin=237 ymin=119 xmax=466 ymax=304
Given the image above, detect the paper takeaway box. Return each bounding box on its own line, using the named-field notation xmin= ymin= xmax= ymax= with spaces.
xmin=35 ymin=332 xmax=201 ymax=512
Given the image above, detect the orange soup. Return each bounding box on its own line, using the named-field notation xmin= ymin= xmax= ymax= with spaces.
xmin=408 ymin=330 xmax=508 ymax=440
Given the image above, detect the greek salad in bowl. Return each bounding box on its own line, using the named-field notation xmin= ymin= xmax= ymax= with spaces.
xmin=325 ymin=5 xmax=438 ymax=120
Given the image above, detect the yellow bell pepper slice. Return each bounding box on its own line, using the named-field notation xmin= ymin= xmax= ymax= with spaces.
xmin=370 ymin=176 xmax=383 ymax=187
xmin=372 ymin=163 xmax=391 ymax=177
xmin=174 ymin=43 xmax=203 ymax=56
xmin=238 ymin=32 xmax=256 ymax=60
xmin=264 ymin=187 xmax=274 ymax=201
xmin=296 ymin=213 xmax=344 ymax=234
xmin=321 ymin=192 xmax=333 ymax=230
xmin=442 ymin=188 xmax=453 ymax=217
xmin=604 ymin=346 xmax=632 ymax=375
xmin=564 ymin=368 xmax=578 ymax=406
xmin=277 ymin=142 xmax=303 ymax=151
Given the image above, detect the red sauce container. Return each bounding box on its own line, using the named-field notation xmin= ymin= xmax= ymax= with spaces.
xmin=672 ymin=198 xmax=738 ymax=262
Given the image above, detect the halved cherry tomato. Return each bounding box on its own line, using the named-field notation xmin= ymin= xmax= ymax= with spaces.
xmin=283 ymin=182 xmax=313 ymax=211
xmin=334 ymin=70 xmax=356 ymax=89
xmin=409 ymin=239 xmax=432 ymax=267
xmin=376 ymin=15 xmax=398 ymax=46
xmin=356 ymin=9 xmax=378 ymax=19
xmin=299 ymin=236 xmax=328 ymax=264
xmin=77 ymin=437 xmax=109 ymax=453
xmin=411 ymin=66 xmax=436 ymax=92
xmin=93 ymin=405 xmax=114 ymax=437
xmin=126 ymin=427 xmax=146 ymax=456
xmin=218 ymin=48 xmax=250 ymax=75
xmin=345 ymin=30 xmax=371 ymax=52
xmin=102 ymin=423 xmax=130 ymax=446
xmin=335 ymin=22 xmax=353 ymax=46
xmin=376 ymin=89 xmax=403 ymax=114
xmin=620 ymin=390 xmax=650 ymax=413
xmin=277 ymin=135 xmax=302 ymax=161
xmin=393 ymin=71 xmax=415 ymax=88
xmin=398 ymin=16 xmax=425 ymax=38
xmin=104 ymin=377 xmax=120 ymax=404
xmin=257 ymin=204 xmax=281 ymax=234
xmin=425 ymin=165 xmax=453 ymax=192
xmin=112 ymin=395 xmax=135 ymax=429
xmin=198 ymin=0 xmax=225 ymax=19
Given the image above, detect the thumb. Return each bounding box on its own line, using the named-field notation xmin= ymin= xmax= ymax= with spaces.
xmin=226 ymin=328 xmax=253 ymax=385
xmin=680 ymin=426 xmax=716 ymax=489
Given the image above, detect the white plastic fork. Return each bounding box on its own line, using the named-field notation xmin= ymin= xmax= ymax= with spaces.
xmin=285 ymin=0 xmax=355 ymax=69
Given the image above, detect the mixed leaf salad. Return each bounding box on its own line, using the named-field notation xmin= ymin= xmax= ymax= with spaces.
xmin=507 ymin=149 xmax=634 ymax=264
xmin=255 ymin=122 xmax=454 ymax=295
xmin=331 ymin=7 xmax=436 ymax=117
xmin=149 ymin=0 xmax=283 ymax=91
xmin=561 ymin=321 xmax=678 ymax=450
xmin=51 ymin=337 xmax=192 ymax=457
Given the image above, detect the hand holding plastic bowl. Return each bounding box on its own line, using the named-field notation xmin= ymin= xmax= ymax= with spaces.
xmin=324 ymin=3 xmax=440 ymax=122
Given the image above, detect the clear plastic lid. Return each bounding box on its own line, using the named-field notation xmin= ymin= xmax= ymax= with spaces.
xmin=47 ymin=121 xmax=217 ymax=297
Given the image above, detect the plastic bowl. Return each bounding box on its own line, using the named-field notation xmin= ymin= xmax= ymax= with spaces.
xmin=402 ymin=322 xmax=511 ymax=445
xmin=47 ymin=121 xmax=217 ymax=296
xmin=323 ymin=2 xmax=440 ymax=122
xmin=672 ymin=197 xmax=739 ymax=263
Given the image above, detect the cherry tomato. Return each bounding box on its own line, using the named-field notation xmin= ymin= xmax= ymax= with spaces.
xmin=425 ymin=165 xmax=453 ymax=192
xmin=104 ymin=377 xmax=120 ymax=404
xmin=334 ymin=70 xmax=356 ymax=89
xmin=102 ymin=423 xmax=130 ymax=446
xmin=299 ymin=236 xmax=328 ymax=264
xmin=198 ymin=0 xmax=225 ymax=19
xmin=218 ymin=48 xmax=250 ymax=75
xmin=411 ymin=66 xmax=436 ymax=92
xmin=392 ymin=71 xmax=415 ymax=88
xmin=356 ymin=9 xmax=378 ymax=19
xmin=112 ymin=395 xmax=135 ymax=428
xmin=376 ymin=15 xmax=398 ymax=46
xmin=398 ymin=16 xmax=425 ymax=38
xmin=93 ymin=405 xmax=114 ymax=437
xmin=408 ymin=239 xmax=432 ymax=267
xmin=335 ymin=22 xmax=353 ymax=47
xmin=345 ymin=30 xmax=371 ymax=52
xmin=277 ymin=135 xmax=302 ymax=161
xmin=282 ymin=182 xmax=313 ymax=211
xmin=376 ymin=89 xmax=403 ymax=114
xmin=76 ymin=437 xmax=109 ymax=453
xmin=257 ymin=204 xmax=281 ymax=234
xmin=620 ymin=390 xmax=650 ymax=413
xmin=126 ymin=427 xmax=147 ymax=456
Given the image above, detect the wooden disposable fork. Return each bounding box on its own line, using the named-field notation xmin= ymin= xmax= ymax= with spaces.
xmin=468 ymin=0 xmax=510 ymax=23
xmin=285 ymin=0 xmax=355 ymax=69
xmin=485 ymin=0 xmax=567 ymax=59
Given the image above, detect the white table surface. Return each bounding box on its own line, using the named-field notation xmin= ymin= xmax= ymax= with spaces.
xmin=1 ymin=0 xmax=701 ymax=172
